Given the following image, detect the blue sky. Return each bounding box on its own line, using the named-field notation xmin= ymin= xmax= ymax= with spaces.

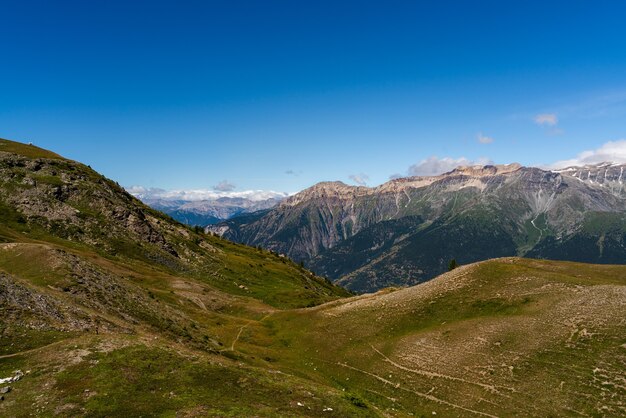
xmin=2 ymin=1 xmax=626 ymax=195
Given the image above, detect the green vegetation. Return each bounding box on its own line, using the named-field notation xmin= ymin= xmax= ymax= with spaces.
xmin=0 ymin=138 xmax=65 ymax=160
xmin=50 ymin=343 xmax=368 ymax=417
xmin=0 ymin=139 xmax=624 ymax=417
xmin=0 ymin=327 xmax=76 ymax=356
xmin=217 ymin=163 xmax=626 ymax=293
xmin=447 ymin=258 xmax=457 ymax=271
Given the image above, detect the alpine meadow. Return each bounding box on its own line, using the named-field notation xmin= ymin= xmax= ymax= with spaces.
xmin=2 ymin=1 xmax=626 ymax=417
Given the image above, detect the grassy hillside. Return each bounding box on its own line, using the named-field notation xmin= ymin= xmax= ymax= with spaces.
xmin=0 ymin=137 xmax=349 ymax=308
xmin=1 ymin=139 xmax=624 ymax=416
xmin=2 ymin=255 xmax=624 ymax=416
xmin=0 ymin=138 xmax=357 ymax=416
xmin=222 ymin=258 xmax=626 ymax=417
xmin=0 ymin=139 xmax=65 ymax=160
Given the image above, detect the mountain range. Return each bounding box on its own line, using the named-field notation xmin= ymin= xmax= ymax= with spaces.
xmin=129 ymin=189 xmax=287 ymax=226
xmin=138 ymin=195 xmax=284 ymax=226
xmin=211 ymin=162 xmax=626 ymax=292
xmin=0 ymin=138 xmax=624 ymax=416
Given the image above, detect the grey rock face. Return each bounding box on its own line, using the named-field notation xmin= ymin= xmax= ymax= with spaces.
xmin=0 ymin=150 xmax=232 ymax=270
xmin=212 ymin=163 xmax=626 ymax=291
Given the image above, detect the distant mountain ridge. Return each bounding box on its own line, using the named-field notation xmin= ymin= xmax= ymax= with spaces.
xmin=132 ymin=192 xmax=287 ymax=226
xmin=211 ymin=162 xmax=626 ymax=291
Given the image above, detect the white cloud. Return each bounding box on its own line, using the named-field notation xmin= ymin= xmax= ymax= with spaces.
xmin=213 ymin=180 xmax=236 ymax=192
xmin=534 ymin=113 xmax=558 ymax=126
xmin=477 ymin=133 xmax=494 ymax=144
xmin=549 ymin=128 xmax=565 ymax=136
xmin=348 ymin=173 xmax=369 ymax=186
xmin=551 ymin=139 xmax=626 ymax=168
xmin=126 ymin=186 xmax=289 ymax=202
xmin=406 ymin=156 xmax=493 ymax=177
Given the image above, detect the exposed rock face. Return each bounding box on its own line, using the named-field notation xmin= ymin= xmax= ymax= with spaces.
xmin=211 ymin=163 xmax=626 ymax=292
xmin=0 ymin=273 xmax=101 ymax=332
xmin=0 ymin=150 xmax=230 ymax=267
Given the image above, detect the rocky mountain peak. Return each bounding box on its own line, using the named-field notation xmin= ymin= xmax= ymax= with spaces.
xmin=282 ymin=181 xmax=367 ymax=207
xmin=555 ymin=162 xmax=626 ymax=190
xmin=445 ymin=163 xmax=522 ymax=177
xmin=282 ymin=164 xmax=530 ymax=206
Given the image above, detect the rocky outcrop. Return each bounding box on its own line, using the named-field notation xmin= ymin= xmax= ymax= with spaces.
xmin=0 ymin=273 xmax=100 ymax=332
xmin=0 ymin=151 xmax=212 ymax=266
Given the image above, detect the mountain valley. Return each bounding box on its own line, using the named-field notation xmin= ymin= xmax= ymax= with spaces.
xmin=133 ymin=192 xmax=286 ymax=227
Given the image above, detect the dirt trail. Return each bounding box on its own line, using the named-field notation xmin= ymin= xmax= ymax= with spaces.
xmin=369 ymin=344 xmax=515 ymax=394
xmin=224 ymin=312 xmax=274 ymax=352
xmin=336 ymin=361 xmax=500 ymax=418
xmin=0 ymin=338 xmax=84 ymax=360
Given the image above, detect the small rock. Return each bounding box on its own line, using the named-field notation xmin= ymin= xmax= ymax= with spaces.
xmin=0 ymin=387 xmax=10 ymax=394
xmin=297 ymin=402 xmax=304 ymax=407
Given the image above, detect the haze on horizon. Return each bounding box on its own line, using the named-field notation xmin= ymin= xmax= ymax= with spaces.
xmin=3 ymin=0 xmax=626 ymax=197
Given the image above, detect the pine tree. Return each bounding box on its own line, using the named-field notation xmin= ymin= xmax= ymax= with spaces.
xmin=448 ymin=259 xmax=458 ymax=271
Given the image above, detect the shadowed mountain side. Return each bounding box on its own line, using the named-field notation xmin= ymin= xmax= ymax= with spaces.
xmin=212 ymin=163 xmax=626 ymax=291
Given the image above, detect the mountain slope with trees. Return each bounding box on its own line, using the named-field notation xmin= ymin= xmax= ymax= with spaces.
xmin=212 ymin=163 xmax=626 ymax=291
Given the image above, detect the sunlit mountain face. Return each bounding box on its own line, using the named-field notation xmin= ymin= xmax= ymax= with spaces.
xmin=212 ymin=162 xmax=626 ymax=291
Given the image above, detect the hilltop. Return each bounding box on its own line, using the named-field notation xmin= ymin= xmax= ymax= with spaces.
xmin=256 ymin=257 xmax=626 ymax=416
xmin=0 ymin=138 xmax=347 ymax=307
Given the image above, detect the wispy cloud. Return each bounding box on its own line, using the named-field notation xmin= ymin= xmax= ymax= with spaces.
xmin=126 ymin=186 xmax=288 ymax=202
xmin=534 ymin=113 xmax=558 ymax=126
xmin=477 ymin=133 xmax=494 ymax=144
xmin=348 ymin=173 xmax=369 ymax=186
xmin=399 ymin=156 xmax=493 ymax=177
xmin=533 ymin=112 xmax=563 ymax=135
xmin=556 ymin=91 xmax=626 ymax=119
xmin=551 ymin=139 xmax=626 ymax=168
xmin=213 ymin=180 xmax=236 ymax=192
xmin=508 ymin=91 xmax=626 ymax=123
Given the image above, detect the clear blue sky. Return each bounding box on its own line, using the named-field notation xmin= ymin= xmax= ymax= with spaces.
xmin=2 ymin=0 xmax=626 ymax=193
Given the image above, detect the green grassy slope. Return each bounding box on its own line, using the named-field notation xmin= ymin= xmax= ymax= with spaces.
xmin=0 ymin=138 xmax=357 ymax=416
xmin=230 ymin=258 xmax=626 ymax=417
xmin=2 ymin=248 xmax=625 ymax=416
xmin=1 ymin=139 xmax=624 ymax=416
xmin=0 ymin=138 xmax=65 ymax=160
xmin=0 ymin=137 xmax=348 ymax=308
